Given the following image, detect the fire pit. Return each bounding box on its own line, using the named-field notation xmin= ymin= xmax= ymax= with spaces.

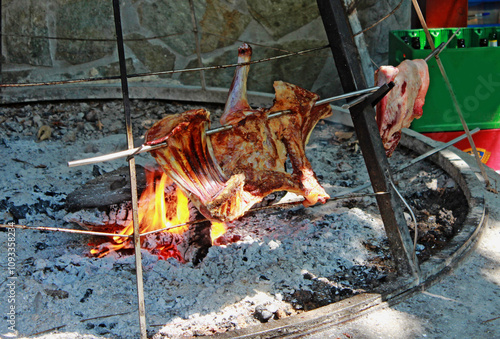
xmin=0 ymin=0 xmax=492 ymax=337
xmin=0 ymin=98 xmax=485 ymax=338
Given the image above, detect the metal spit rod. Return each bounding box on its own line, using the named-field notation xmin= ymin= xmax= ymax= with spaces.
xmin=424 ymin=41 xmax=447 ymax=62
xmin=68 ymin=41 xmax=450 ymax=168
xmin=68 ymin=86 xmax=378 ymax=167
xmin=340 ymin=41 xmax=447 ymax=111
xmin=331 ymin=127 xmax=480 ymax=198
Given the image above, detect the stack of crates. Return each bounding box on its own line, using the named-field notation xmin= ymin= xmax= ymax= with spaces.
xmin=389 ymin=27 xmax=500 ymax=171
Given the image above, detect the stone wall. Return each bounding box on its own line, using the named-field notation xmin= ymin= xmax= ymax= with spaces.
xmin=1 ymin=0 xmax=410 ymax=101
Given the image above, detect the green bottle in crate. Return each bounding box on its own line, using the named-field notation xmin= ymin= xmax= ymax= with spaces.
xmin=489 ymin=32 xmax=498 ymax=47
xmin=389 ymin=27 xmax=500 ymax=133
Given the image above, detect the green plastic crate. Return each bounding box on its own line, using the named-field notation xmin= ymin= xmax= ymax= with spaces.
xmin=389 ymin=27 xmax=500 ymax=132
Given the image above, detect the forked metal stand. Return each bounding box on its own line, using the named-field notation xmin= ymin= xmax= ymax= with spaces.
xmin=317 ymin=0 xmax=420 ymax=277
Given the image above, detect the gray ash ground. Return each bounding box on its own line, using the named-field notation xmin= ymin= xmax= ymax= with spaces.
xmin=0 ymin=99 xmax=467 ymax=338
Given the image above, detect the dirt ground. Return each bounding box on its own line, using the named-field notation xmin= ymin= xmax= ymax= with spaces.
xmin=304 ymin=151 xmax=500 ymax=339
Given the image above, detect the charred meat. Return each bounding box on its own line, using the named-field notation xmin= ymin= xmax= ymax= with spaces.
xmin=146 ymin=44 xmax=331 ymax=222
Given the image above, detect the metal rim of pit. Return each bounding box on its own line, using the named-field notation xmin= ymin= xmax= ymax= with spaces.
xmin=211 ymin=129 xmax=488 ymax=339
xmin=0 ymin=89 xmax=488 ymax=338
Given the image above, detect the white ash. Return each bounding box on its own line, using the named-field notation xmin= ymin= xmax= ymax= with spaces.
xmin=0 ymin=100 xmax=456 ymax=338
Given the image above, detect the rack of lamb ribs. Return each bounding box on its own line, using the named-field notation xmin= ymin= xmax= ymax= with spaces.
xmin=145 ymin=43 xmax=332 ymax=222
xmin=374 ymin=59 xmax=430 ymax=157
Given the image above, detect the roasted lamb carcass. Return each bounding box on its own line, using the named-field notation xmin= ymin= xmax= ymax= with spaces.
xmin=146 ymin=43 xmax=331 ymax=222
xmin=375 ymin=59 xmax=430 ymax=157
xmin=212 ymin=44 xmax=332 ymax=207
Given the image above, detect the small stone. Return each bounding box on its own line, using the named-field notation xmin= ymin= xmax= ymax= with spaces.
xmin=302 ymin=270 xmax=314 ymax=280
xmin=268 ymin=240 xmax=280 ymax=250
xmin=254 ymin=305 xmax=274 ymax=323
xmin=337 ymin=161 xmax=353 ymax=172
xmin=35 ymin=243 xmax=48 ymax=252
xmin=89 ymin=67 xmax=99 ymax=77
xmin=79 ymin=103 xmax=90 ymax=111
xmin=108 ymin=121 xmax=123 ymax=133
xmin=92 ymin=165 xmax=103 ymax=177
xmin=32 ymin=114 xmax=43 ymax=127
xmin=444 ymin=178 xmax=456 ymax=188
xmin=95 ymin=323 xmax=110 ymax=335
xmin=34 ymin=258 xmax=48 ymax=271
xmin=9 ymin=203 xmax=29 ymax=221
xmin=426 ymin=178 xmax=438 ymax=190
xmin=63 ymin=131 xmax=76 ymax=142
xmin=335 ymin=131 xmax=354 ymax=141
xmin=141 ymin=119 xmax=155 ymax=129
xmin=5 ymin=121 xmax=23 ymax=133
xmin=44 ymin=289 xmax=69 ymax=299
xmin=85 ymin=110 xmax=98 ymax=122
xmin=76 ymin=122 xmax=85 ymax=131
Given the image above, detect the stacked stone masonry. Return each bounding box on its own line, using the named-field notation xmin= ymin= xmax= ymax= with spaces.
xmin=1 ymin=0 xmax=410 ymax=100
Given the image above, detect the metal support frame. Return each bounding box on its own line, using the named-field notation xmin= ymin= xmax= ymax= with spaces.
xmin=317 ymin=0 xmax=419 ymax=276
xmin=112 ymin=1 xmax=148 ymax=338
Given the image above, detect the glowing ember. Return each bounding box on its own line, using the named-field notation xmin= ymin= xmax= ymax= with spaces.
xmin=90 ymin=167 xmax=226 ymax=261
xmin=210 ymin=221 xmax=227 ymax=244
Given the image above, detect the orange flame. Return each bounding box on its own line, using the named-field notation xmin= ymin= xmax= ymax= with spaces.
xmin=210 ymin=221 xmax=226 ymax=242
xmin=115 ymin=170 xmax=189 ymax=241
xmin=90 ymin=167 xmax=226 ymax=261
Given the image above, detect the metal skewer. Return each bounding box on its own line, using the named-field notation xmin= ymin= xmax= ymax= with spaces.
xmin=315 ymin=86 xmax=379 ymax=105
xmin=68 ymin=86 xmax=380 ymax=167
xmin=340 ymin=39 xmax=448 ymax=111
xmin=331 ymin=127 xmax=480 ymax=198
xmin=68 ymin=39 xmax=451 ymax=169
xmin=424 ymin=41 xmax=447 ymax=62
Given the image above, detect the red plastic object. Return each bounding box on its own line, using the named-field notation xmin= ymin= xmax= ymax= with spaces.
xmin=426 ymin=0 xmax=468 ymax=28
xmin=423 ymin=129 xmax=500 ymax=172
